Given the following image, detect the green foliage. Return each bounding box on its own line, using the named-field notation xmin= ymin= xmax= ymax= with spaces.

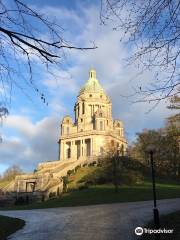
xmin=79 ymin=157 xmax=146 ymax=187
xmin=119 ymin=170 xmax=144 ymax=185
xmin=88 ymin=161 xmax=97 ymax=167
xmin=74 ymin=165 xmax=81 ymax=172
xmin=78 ymin=182 xmax=89 ymax=190
xmin=67 ymin=169 xmax=74 ymax=176
xmin=62 ymin=176 xmax=68 ymax=193
xmin=130 ymin=121 xmax=180 ymax=180
xmin=68 ymin=166 xmax=97 ymax=190
xmin=79 ymin=167 xmax=110 ymax=185
xmin=49 ymin=192 xmax=56 ymax=199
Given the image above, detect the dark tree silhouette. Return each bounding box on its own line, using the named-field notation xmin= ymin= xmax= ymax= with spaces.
xmin=101 ymin=0 xmax=180 ymax=102
xmin=0 ymin=0 xmax=96 ymax=120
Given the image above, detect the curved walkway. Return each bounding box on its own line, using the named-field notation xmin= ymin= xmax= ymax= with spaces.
xmin=0 ymin=198 xmax=180 ymax=240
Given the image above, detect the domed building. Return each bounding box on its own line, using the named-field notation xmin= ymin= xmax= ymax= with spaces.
xmin=6 ymin=69 xmax=127 ymax=196
xmin=59 ymin=69 xmax=127 ymax=162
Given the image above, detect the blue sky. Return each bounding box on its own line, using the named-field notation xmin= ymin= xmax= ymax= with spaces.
xmin=0 ymin=0 xmax=174 ymax=174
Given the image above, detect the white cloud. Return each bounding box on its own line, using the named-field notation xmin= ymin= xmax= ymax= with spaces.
xmin=0 ymin=115 xmax=60 ymax=173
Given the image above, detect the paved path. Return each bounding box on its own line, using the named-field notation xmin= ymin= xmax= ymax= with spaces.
xmin=0 ymin=198 xmax=180 ymax=240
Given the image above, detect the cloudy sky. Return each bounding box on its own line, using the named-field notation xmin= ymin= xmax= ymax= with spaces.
xmin=0 ymin=0 xmax=173 ymax=174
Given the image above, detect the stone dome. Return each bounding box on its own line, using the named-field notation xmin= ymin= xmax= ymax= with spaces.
xmin=79 ymin=69 xmax=104 ymax=95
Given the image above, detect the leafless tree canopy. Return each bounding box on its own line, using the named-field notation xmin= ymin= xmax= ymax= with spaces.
xmin=101 ymin=0 xmax=180 ymax=102
xmin=0 ymin=0 xmax=96 ymax=119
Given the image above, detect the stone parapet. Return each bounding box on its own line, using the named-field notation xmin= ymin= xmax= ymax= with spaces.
xmin=37 ymin=160 xmax=61 ymax=171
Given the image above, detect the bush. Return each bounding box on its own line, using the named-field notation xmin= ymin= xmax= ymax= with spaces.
xmin=49 ymin=192 xmax=56 ymax=199
xmin=79 ymin=167 xmax=110 ymax=185
xmin=67 ymin=169 xmax=74 ymax=176
xmin=119 ymin=170 xmax=144 ymax=185
xmin=78 ymin=160 xmax=145 ymax=186
xmin=74 ymin=165 xmax=81 ymax=172
xmin=88 ymin=161 xmax=97 ymax=167
xmin=78 ymin=183 xmax=89 ymax=190
xmin=15 ymin=196 xmax=25 ymax=205
xmin=62 ymin=176 xmax=68 ymax=193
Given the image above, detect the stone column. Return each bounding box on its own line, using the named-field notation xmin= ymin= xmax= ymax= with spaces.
xmin=91 ymin=138 xmax=93 ymax=156
xmin=81 ymin=139 xmax=84 ymax=158
xmin=17 ymin=180 xmax=20 ymax=193
xmin=58 ymin=140 xmax=60 ymax=160
xmin=60 ymin=141 xmax=63 ymax=161
xmin=71 ymin=140 xmax=75 ymax=160
xmin=23 ymin=181 xmax=26 ymax=192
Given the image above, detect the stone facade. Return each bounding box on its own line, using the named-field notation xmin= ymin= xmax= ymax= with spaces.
xmin=59 ymin=69 xmax=127 ymax=162
xmin=5 ymin=68 xmax=127 ymax=197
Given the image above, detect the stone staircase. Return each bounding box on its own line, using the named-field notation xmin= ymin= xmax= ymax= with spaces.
xmin=3 ymin=159 xmax=88 ymax=198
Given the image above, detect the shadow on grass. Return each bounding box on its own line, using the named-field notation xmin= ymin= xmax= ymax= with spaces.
xmin=0 ymin=215 xmax=25 ymax=240
xmin=1 ymin=183 xmax=180 ymax=210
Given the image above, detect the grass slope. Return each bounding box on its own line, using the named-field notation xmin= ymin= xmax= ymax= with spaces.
xmin=0 ymin=215 xmax=25 ymax=240
xmin=1 ymin=167 xmax=180 ymax=210
xmin=2 ymin=182 xmax=180 ymax=210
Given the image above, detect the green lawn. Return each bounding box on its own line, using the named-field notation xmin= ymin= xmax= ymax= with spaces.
xmin=0 ymin=215 xmax=25 ymax=240
xmin=142 ymin=210 xmax=180 ymax=240
xmin=68 ymin=166 xmax=97 ymax=189
xmin=2 ymin=182 xmax=180 ymax=210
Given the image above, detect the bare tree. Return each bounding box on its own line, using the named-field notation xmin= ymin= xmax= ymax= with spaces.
xmin=0 ymin=0 xmax=96 ymax=120
xmin=2 ymin=164 xmax=23 ymax=181
xmin=101 ymin=0 xmax=180 ymax=102
xmin=167 ymin=95 xmax=180 ymax=125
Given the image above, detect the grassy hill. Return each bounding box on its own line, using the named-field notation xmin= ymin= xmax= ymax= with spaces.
xmin=2 ymin=166 xmax=180 ymax=210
